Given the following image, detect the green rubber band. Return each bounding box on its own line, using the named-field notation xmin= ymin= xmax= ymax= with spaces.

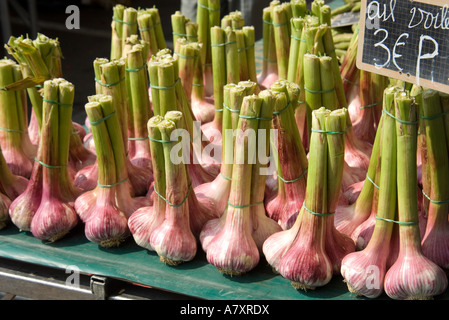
xmin=150 ymin=78 xmax=180 ymax=90
xmin=366 ymin=174 xmax=380 ymax=189
xmin=227 ymin=201 xmax=263 ymax=209
xmin=262 ymin=56 xmax=277 ymax=63
xmin=360 ymin=101 xmax=382 ymax=109
xmin=125 ymin=64 xmax=146 ymax=72
xmin=278 ymin=167 xmax=308 ymax=184
xmin=198 ymin=3 xmax=220 ymax=12
xmin=139 ymin=22 xmax=160 ymax=32
xmin=89 ymin=110 xmax=116 ymax=126
xmin=172 ymin=32 xmax=188 ymax=37
xmin=303 ymin=202 xmax=335 ymax=217
xmin=273 ymin=101 xmax=291 ymax=115
xmin=383 ymin=109 xmax=418 ymax=125
xmin=128 ymin=136 xmax=149 ymax=141
xmin=304 ymin=86 xmax=335 ymax=94
xmin=154 ymin=182 xmax=192 ymax=207
xmin=192 ymin=83 xmax=203 ymax=87
xmin=98 ymin=177 xmax=129 ymax=188
xmin=239 ymin=114 xmax=272 ymax=121
xmin=273 ymin=21 xmax=288 ymax=27
xmin=113 ymin=18 xmax=137 ymax=26
xmin=34 ymin=157 xmax=67 ymax=169
xmin=291 ymin=35 xmax=306 ymax=43
xmin=220 ymin=172 xmax=232 ymax=181
xmin=148 ymin=136 xmax=173 ymax=144
xmin=211 ymin=41 xmax=237 ymax=47
xmin=42 ymin=99 xmax=73 ymax=107
xmin=419 ymin=110 xmax=449 ymax=121
xmin=311 ymin=128 xmax=346 ymax=135
xmin=215 ymin=108 xmax=223 ymax=112
xmin=263 ymin=19 xmax=273 ymax=25
xmin=0 ymin=126 xmax=28 ymax=134
xmin=95 ymin=77 xmax=125 ymax=87
xmin=375 ymin=215 xmax=418 ymax=226
xmin=342 ymin=76 xmax=359 ymax=87
xmin=237 ymin=44 xmax=255 ymax=52
xmin=223 ymin=103 xmax=240 ymax=113
xmin=422 ymin=189 xmax=449 ymax=204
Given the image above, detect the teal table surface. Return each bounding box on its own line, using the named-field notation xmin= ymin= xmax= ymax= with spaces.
xmin=0 ymin=224 xmax=446 ymax=300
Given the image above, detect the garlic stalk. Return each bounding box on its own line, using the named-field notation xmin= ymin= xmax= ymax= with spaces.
xmin=201 ymin=95 xmax=262 ymax=275
xmin=384 ymin=90 xmax=448 ymax=300
xmin=149 ymin=119 xmax=197 ymax=265
xmin=341 ymin=86 xmax=398 ymax=298
xmin=29 ymin=79 xmax=79 ymax=242
xmin=128 ymin=116 xmax=167 ymax=251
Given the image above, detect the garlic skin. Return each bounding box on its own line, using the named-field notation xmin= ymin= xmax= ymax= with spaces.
xmin=421 ymin=211 xmax=449 ymax=270
xmin=199 ymin=214 xmax=226 ymax=253
xmin=277 ymin=212 xmax=333 ymax=290
xmin=8 ymin=164 xmax=43 ymax=231
xmin=30 ymin=197 xmax=78 ymax=242
xmin=128 ymin=204 xmax=165 ymax=251
xmin=250 ymin=202 xmax=282 ymax=251
xmin=340 ymin=246 xmax=389 ymax=298
xmin=204 ymin=208 xmax=260 ymax=276
xmin=262 ymin=211 xmax=302 ymax=273
xmin=326 ymin=217 xmax=356 ymax=274
xmin=73 ymin=188 xmax=97 ymax=222
xmin=194 ymin=173 xmax=232 ymax=218
xmin=74 ymin=162 xmax=99 ymax=191
xmin=384 ymin=249 xmax=448 ymax=300
xmin=149 ymin=203 xmax=197 ymax=266
xmin=84 ymin=197 xmax=129 ymax=248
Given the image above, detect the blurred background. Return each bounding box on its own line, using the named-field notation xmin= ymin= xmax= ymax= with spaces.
xmin=0 ymin=0 xmax=307 ymax=123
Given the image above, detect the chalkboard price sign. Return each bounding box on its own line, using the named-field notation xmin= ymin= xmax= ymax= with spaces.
xmin=357 ymin=0 xmax=449 ymax=94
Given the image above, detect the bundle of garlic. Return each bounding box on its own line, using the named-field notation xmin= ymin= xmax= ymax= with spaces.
xmin=418 ymin=89 xmax=449 ymax=272
xmin=5 ymin=35 xmax=95 ymax=173
xmin=196 ymin=0 xmax=220 ymax=98
xmin=265 ymin=80 xmax=308 ymax=230
xmin=148 ymin=49 xmax=219 ymax=186
xmin=125 ymin=42 xmax=153 ymax=170
xmin=137 ymin=6 xmax=166 ymax=61
xmin=74 ymin=95 xmax=151 ymax=247
xmin=176 ymin=38 xmax=215 ymax=124
xmin=0 ymin=142 xmax=28 ymax=229
xmin=263 ymin=107 xmax=354 ymax=290
xmin=129 ymin=110 xmax=217 ymax=264
xmin=76 ymin=58 xmax=152 ymax=196
xmin=194 ymin=81 xmax=260 ymax=216
xmin=200 ymin=92 xmax=281 ymax=276
xmin=0 ymin=59 xmax=36 ymax=179
xmin=9 ymin=79 xmax=82 ymax=242
xmin=341 ymin=87 xmax=448 ymax=300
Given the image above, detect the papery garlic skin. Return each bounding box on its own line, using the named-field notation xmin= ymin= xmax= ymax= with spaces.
xmin=340 ymin=249 xmax=388 ymax=298
xmin=205 ymin=212 xmax=260 ymax=276
xmin=30 ymin=199 xmax=78 ymax=242
xmin=84 ymin=200 xmax=129 ymax=248
xmin=150 ymin=205 xmax=197 ymax=266
xmin=128 ymin=205 xmax=164 ymax=251
xmin=277 ymin=214 xmax=333 ymax=290
xmin=262 ymin=211 xmax=301 ymax=273
xmin=384 ymin=249 xmax=448 ymax=300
